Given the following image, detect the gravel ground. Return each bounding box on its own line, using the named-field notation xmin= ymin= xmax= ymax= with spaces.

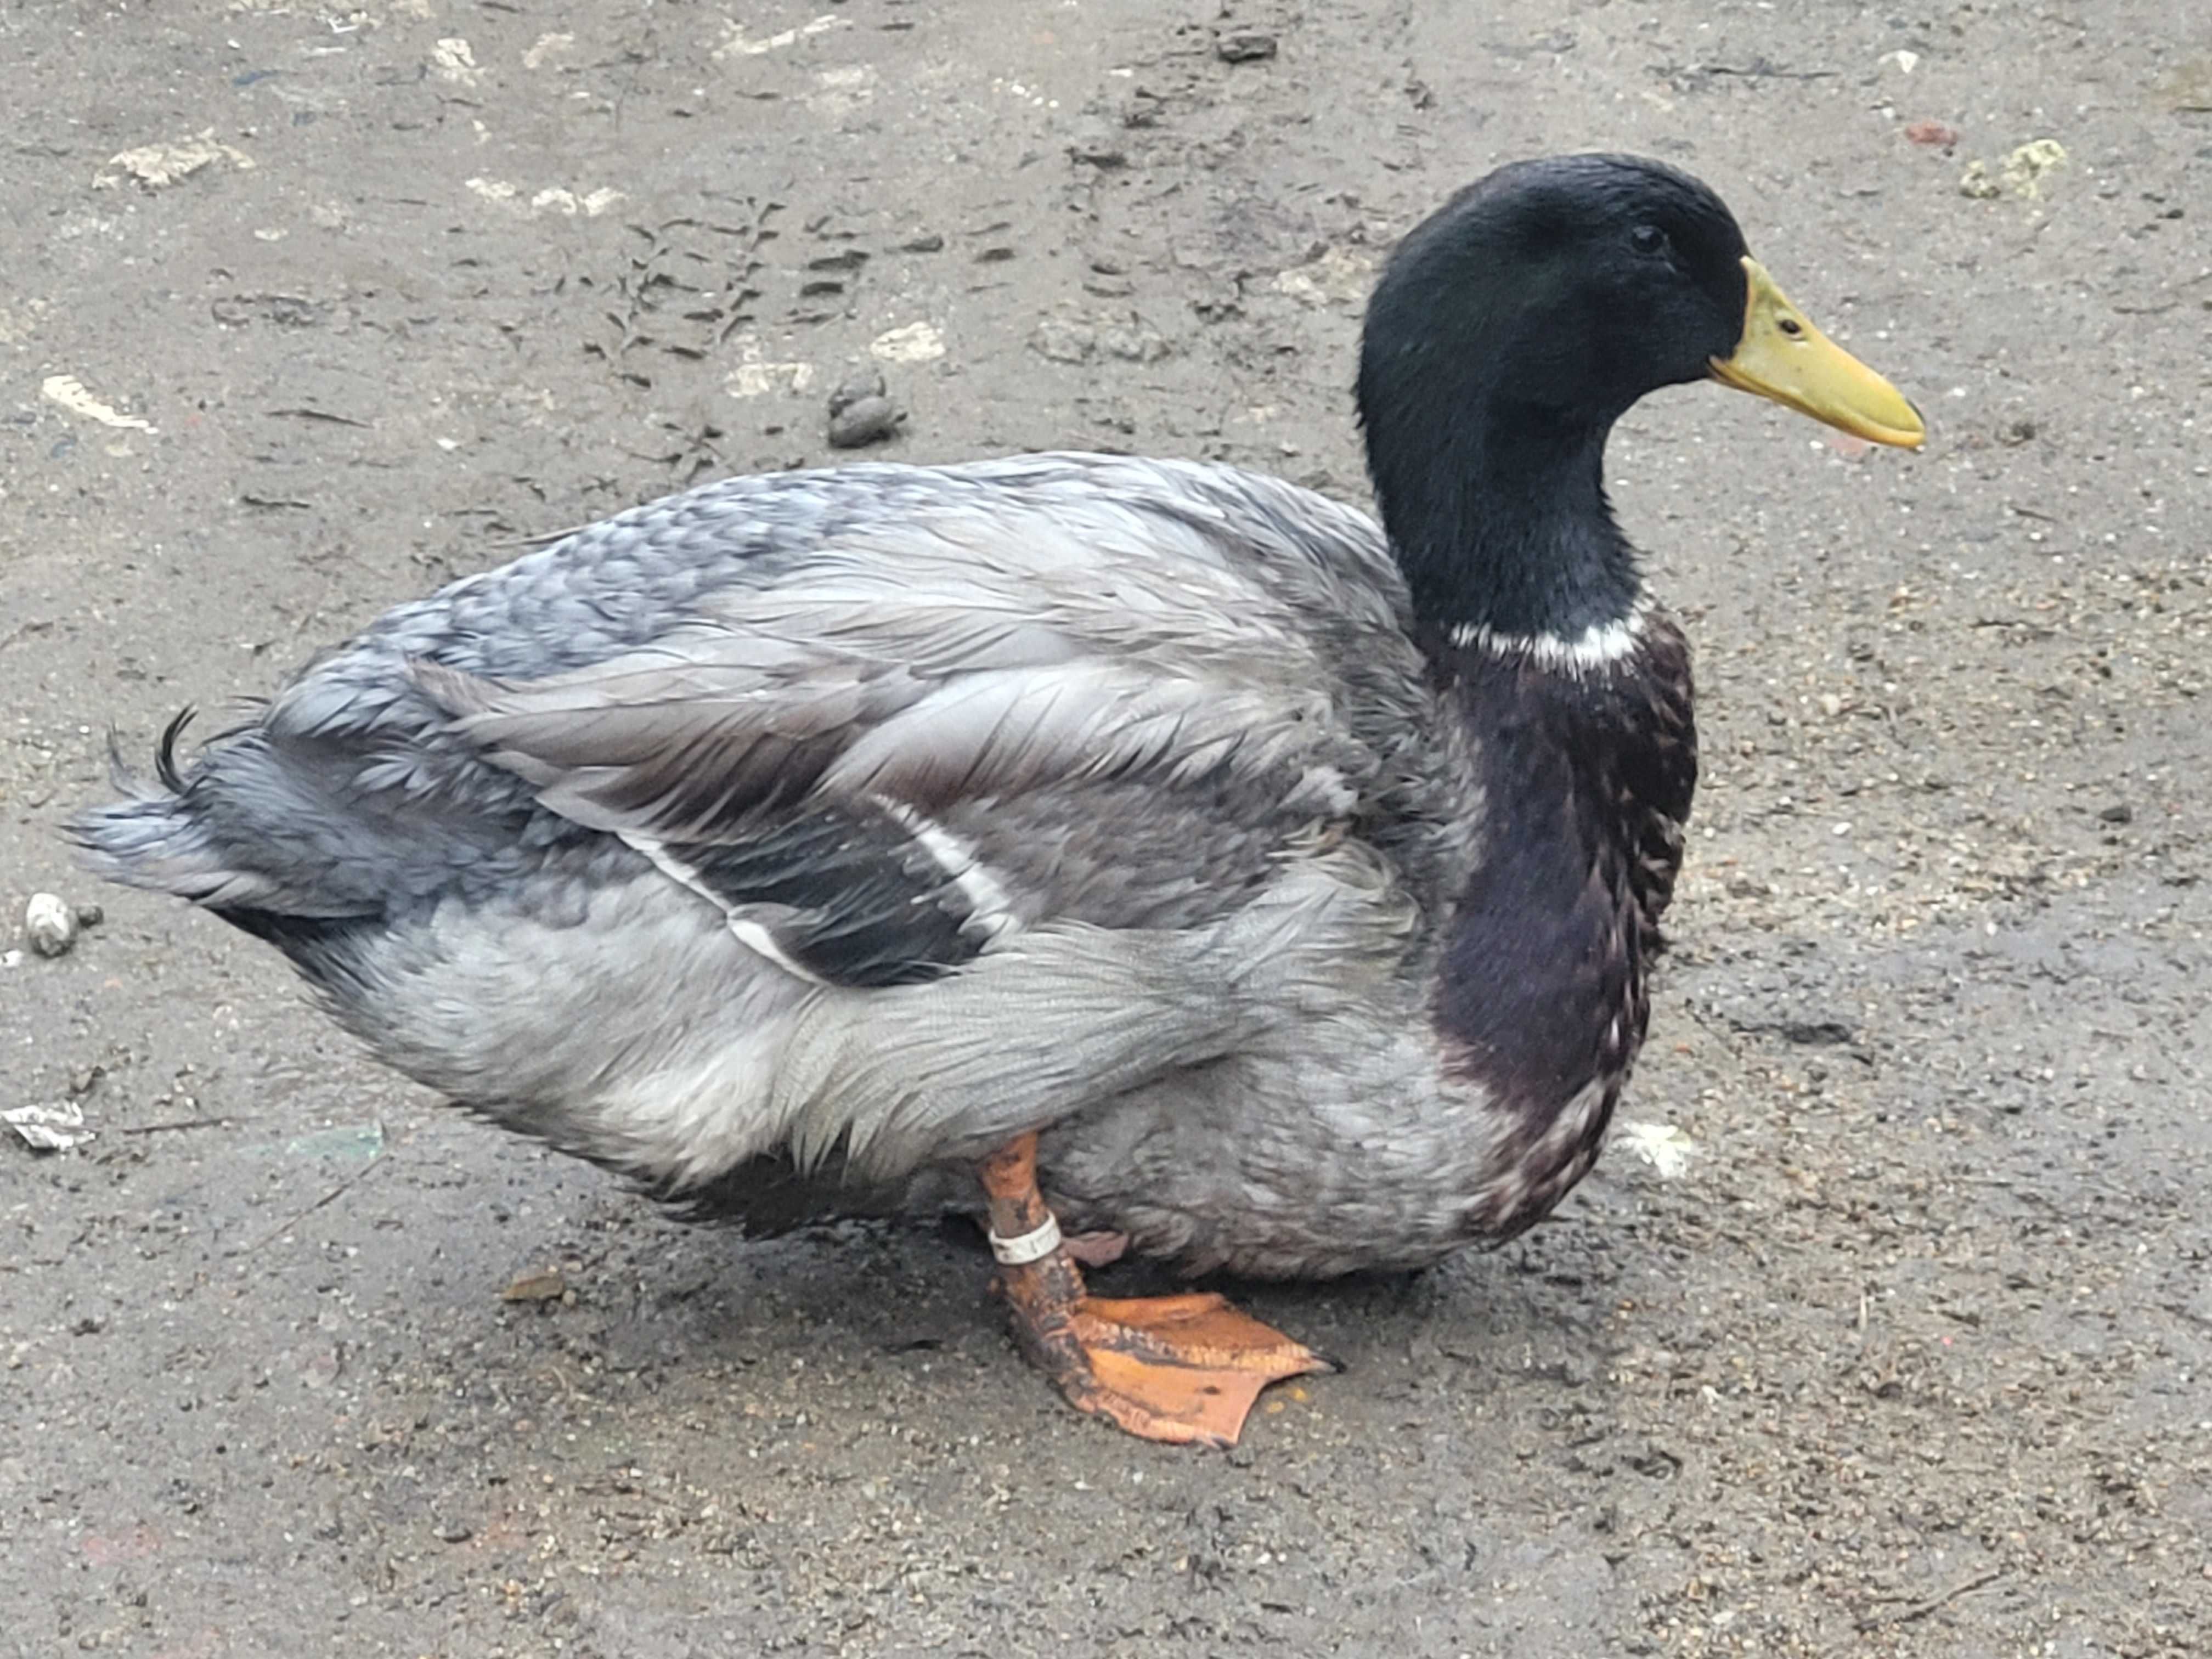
xmin=3 ymin=2 xmax=2208 ymax=1655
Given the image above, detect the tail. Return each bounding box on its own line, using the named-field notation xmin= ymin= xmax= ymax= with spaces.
xmin=69 ymin=709 xmax=287 ymax=908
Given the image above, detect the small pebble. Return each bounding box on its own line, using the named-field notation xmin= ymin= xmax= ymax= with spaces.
xmin=1031 ymin=318 xmax=1096 ymax=364
xmin=827 ymin=367 xmax=886 ymax=416
xmin=25 ymin=893 xmax=77 ymax=957
xmin=1958 ymin=160 xmax=2002 ymax=200
xmin=1216 ymin=31 xmax=1278 ymax=63
xmin=2098 ymin=802 xmax=2132 ymax=824
xmin=501 ymin=1267 xmax=568 ymax=1303
xmin=827 ymin=395 xmax=905 ymax=449
xmin=75 ymin=902 xmax=103 ymax=929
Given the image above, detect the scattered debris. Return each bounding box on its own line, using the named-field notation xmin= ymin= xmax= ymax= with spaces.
xmin=1273 ymin=245 xmax=1376 ymax=309
xmin=1100 ymin=322 xmax=1170 ymax=363
xmin=0 ymin=297 xmax=49 ymax=347
xmin=828 ymin=395 xmax=904 ymax=448
xmin=1854 ymin=1568 xmax=2007 ymax=1633
xmin=1029 ymin=314 xmax=1170 ymax=365
xmin=1882 ymin=49 xmax=1921 ymax=74
xmin=808 ymin=63 xmax=879 ymax=116
xmin=5 ymin=1101 xmax=95 ymax=1152
xmin=521 ymin=32 xmax=573 ymax=70
xmin=1650 ymin=58 xmax=1837 ymax=92
xmin=1615 ymin=1121 xmax=1697 ymax=1179
xmin=2155 ymin=58 xmax=2212 ymax=112
xmin=1958 ymin=161 xmax=2001 ymax=199
xmin=1904 ymin=119 xmax=1960 ymax=148
xmin=716 ymin=13 xmax=850 ymax=59
xmin=1216 ymin=31 xmax=1279 ymax=64
xmin=24 ymin=892 xmax=78 ymax=957
xmin=41 ymin=375 xmax=155 ymax=433
xmin=827 ymin=366 xmax=886 ymax=415
xmin=2000 ymin=138 xmax=2068 ymax=198
xmin=1960 ymin=139 xmax=2068 ymax=200
xmin=532 ymin=186 xmax=625 ymax=217
xmin=1118 ymin=87 xmax=1167 ymax=129
xmin=1031 ymin=317 xmax=1096 ymax=364
xmin=431 ymin=38 xmax=481 ymax=87
xmin=96 ymin=130 xmax=254 ymax=190
xmin=501 ymin=1267 xmax=569 ymax=1303
xmin=242 ymin=1122 xmax=386 ymax=1163
xmin=120 ymin=1115 xmax=235 ymax=1136
xmin=1069 ymin=138 xmax=1129 ymax=168
xmin=466 ymin=178 xmax=625 ymax=218
xmin=825 ymin=366 xmax=904 ymax=447
xmin=725 ymin=332 xmax=817 ymax=398
xmin=868 ymin=320 xmax=945 ymax=364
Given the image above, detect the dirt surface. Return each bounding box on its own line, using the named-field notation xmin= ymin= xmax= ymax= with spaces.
xmin=4 ymin=2 xmax=2209 ymax=1654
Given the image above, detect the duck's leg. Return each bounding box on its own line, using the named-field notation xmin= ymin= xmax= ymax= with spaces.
xmin=977 ymin=1132 xmax=1330 ymax=1446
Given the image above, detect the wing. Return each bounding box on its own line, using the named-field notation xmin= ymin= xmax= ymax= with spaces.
xmin=410 ymin=466 xmax=1425 ymax=991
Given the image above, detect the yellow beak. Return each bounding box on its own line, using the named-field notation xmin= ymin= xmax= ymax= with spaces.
xmin=1709 ymin=257 xmax=1925 ymax=449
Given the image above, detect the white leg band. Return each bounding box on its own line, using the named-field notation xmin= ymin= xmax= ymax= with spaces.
xmin=989 ymin=1214 xmax=1063 ymax=1266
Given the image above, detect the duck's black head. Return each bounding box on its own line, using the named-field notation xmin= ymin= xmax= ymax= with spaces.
xmin=1357 ymin=154 xmax=1922 ymax=650
xmin=1365 ymin=156 xmax=1752 ymax=433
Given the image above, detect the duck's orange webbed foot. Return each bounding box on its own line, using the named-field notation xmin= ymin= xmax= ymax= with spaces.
xmin=977 ymin=1135 xmax=1331 ymax=1446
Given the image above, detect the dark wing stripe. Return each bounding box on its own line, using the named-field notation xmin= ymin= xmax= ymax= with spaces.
xmin=653 ymin=808 xmax=985 ymax=989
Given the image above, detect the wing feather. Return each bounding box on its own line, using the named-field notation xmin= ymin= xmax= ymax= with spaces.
xmin=413 ymin=532 xmax=1373 ymax=850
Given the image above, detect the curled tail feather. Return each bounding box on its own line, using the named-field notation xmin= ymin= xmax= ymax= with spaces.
xmin=69 ymin=708 xmax=285 ymax=909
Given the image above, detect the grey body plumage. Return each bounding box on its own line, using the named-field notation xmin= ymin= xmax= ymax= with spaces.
xmin=77 ymin=453 xmax=1667 ymax=1277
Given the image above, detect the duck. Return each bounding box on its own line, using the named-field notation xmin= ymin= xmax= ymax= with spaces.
xmin=73 ymin=154 xmax=1923 ymax=1447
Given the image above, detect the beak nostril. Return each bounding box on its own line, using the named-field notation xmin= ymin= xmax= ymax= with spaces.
xmin=1725 ymin=256 xmax=1919 ymax=447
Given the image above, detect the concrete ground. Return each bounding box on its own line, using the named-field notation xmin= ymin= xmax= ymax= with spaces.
xmin=3 ymin=1 xmax=2208 ymax=1654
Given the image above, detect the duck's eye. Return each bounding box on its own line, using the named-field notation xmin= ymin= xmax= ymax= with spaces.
xmin=1628 ymin=223 xmax=1669 ymax=257
xmin=1778 ymin=317 xmax=1804 ymax=337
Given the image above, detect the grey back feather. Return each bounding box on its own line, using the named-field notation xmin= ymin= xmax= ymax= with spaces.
xmin=408 ymin=465 xmax=1406 ymax=853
